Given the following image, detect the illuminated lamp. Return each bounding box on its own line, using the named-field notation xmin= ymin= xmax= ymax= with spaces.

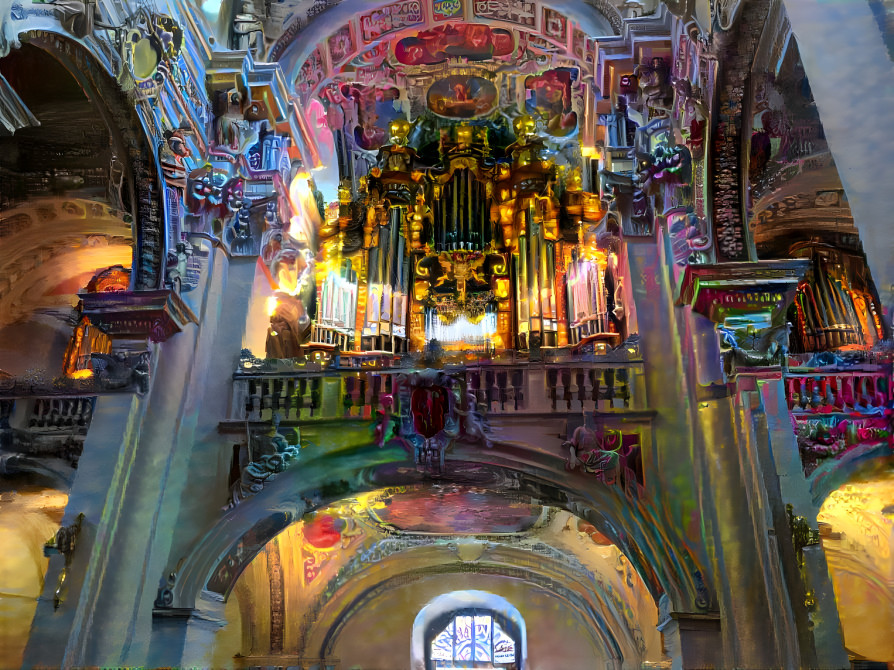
xmin=494 ymin=278 xmax=510 ymax=299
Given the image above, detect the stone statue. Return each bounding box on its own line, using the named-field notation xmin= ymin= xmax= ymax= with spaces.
xmin=226 ymin=414 xmax=301 ymax=509
xmin=563 ymin=423 xmax=621 ymax=483
xmin=451 ymin=390 xmax=492 ymax=448
xmin=718 ymin=322 xmax=791 ymax=373
xmin=165 ymin=242 xmax=190 ymax=293
xmin=266 ymin=297 xmax=305 ymax=359
xmin=634 ymin=57 xmax=673 ymax=118
xmin=90 ymin=351 xmax=151 ymax=394
xmin=233 ymin=1 xmax=265 ymax=54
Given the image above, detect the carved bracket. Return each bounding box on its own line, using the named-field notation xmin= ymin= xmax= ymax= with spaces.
xmin=677 ymin=259 xmax=809 ymax=324
xmin=79 ymin=289 xmax=198 ymax=342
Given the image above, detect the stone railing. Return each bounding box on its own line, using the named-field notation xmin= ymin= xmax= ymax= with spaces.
xmin=782 ymin=362 xmax=893 ymax=477
xmin=784 ymin=365 xmax=892 ymax=414
xmin=0 ymin=395 xmax=97 ymax=474
xmin=229 ymin=356 xmax=646 ymax=423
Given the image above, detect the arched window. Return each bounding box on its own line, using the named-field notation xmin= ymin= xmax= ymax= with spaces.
xmin=426 ymin=608 xmax=521 ymax=669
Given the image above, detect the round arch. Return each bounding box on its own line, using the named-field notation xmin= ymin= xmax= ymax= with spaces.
xmin=310 ymin=565 xmax=625 ymax=668
xmin=807 ymin=445 xmax=893 ymax=509
xmin=171 ymin=440 xmax=712 ymax=616
xmin=815 ymin=456 xmax=894 ymax=661
xmin=296 ymin=541 xmax=655 ymax=667
xmin=7 ymin=31 xmax=167 ymax=291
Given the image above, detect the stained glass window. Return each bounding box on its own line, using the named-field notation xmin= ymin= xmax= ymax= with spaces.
xmin=429 ymin=610 xmax=518 ymax=668
xmin=493 ymin=621 xmax=515 ymax=663
xmin=431 ymin=619 xmax=454 ymax=661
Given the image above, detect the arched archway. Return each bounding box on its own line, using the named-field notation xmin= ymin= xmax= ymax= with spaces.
xmin=0 ymin=32 xmax=167 ymax=377
xmin=816 ymin=456 xmax=894 ymax=662
xmin=171 ymin=438 xmax=713 ymax=627
xmin=207 ymin=498 xmax=667 ymax=669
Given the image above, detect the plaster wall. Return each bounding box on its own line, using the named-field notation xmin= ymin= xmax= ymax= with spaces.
xmin=330 ymin=573 xmax=613 ymax=670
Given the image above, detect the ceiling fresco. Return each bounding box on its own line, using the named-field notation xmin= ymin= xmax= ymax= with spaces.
xmin=283 ymin=0 xmax=610 ymax=169
xmin=367 ymin=485 xmax=543 ymax=533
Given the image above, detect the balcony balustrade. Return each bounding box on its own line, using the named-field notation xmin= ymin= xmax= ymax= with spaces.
xmin=0 ymin=395 xmax=96 ymax=476
xmin=784 ymin=365 xmax=892 ymax=414
xmin=782 ymin=360 xmax=893 ymax=477
xmin=229 ymin=350 xmax=646 ymax=423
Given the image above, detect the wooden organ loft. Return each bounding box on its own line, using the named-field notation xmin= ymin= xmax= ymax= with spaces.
xmin=300 ymin=116 xmax=621 ymax=359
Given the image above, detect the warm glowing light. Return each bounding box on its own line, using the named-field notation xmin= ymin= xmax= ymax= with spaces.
xmin=69 ymin=369 xmax=94 ymax=379
xmin=288 ymin=171 xmax=322 ymax=245
xmin=266 ymin=296 xmax=280 ymax=317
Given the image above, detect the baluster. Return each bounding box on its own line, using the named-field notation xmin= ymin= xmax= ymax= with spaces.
xmin=547 ymin=368 xmax=559 ymax=411
xmin=843 ymin=375 xmax=856 ymax=409
xmin=616 ymin=367 xmax=630 ymax=407
xmin=370 ymin=374 xmax=382 ymax=413
xmin=30 ymin=399 xmax=43 ymax=428
xmin=589 ymin=369 xmax=600 ymax=408
xmin=810 ymin=377 xmax=822 ymax=408
xmin=310 ymin=378 xmax=321 ymax=417
xmin=471 ymin=370 xmax=483 ymax=407
xmin=343 ymin=376 xmax=356 ymax=416
xmin=576 ymin=369 xmax=587 ymax=409
xmin=828 ymin=376 xmax=840 ymax=409
xmin=245 ymin=380 xmax=256 ymax=418
xmin=512 ymin=368 xmax=524 ymax=410
xmin=45 ymin=400 xmax=56 ymax=428
xmin=871 ymin=374 xmax=885 ymax=406
xmin=64 ymin=400 xmax=74 ymax=427
xmin=384 ymin=374 xmax=395 ymax=410
xmin=295 ymin=379 xmax=307 ymax=419
xmin=486 ymin=370 xmax=497 ymax=412
xmin=261 ymin=380 xmax=273 ymax=420
xmin=604 ymin=368 xmax=616 ymax=408
xmin=357 ymin=373 xmax=369 ymax=417
xmin=283 ymin=379 xmax=295 ymax=419
xmin=272 ymin=378 xmax=283 ymax=413
xmin=561 ymin=369 xmax=572 ymax=410
xmin=497 ymin=371 xmax=509 ymax=411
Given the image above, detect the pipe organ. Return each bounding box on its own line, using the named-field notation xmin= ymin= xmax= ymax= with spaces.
xmin=289 ymin=116 xmax=619 ymax=358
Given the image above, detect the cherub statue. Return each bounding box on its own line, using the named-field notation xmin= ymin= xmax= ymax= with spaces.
xmin=563 ymin=422 xmax=621 ymax=483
